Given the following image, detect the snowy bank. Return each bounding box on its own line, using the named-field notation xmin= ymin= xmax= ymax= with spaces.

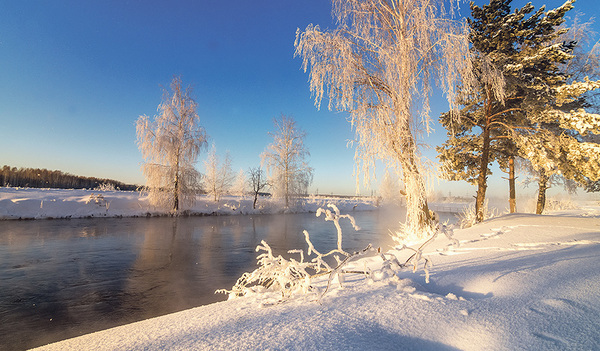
xmin=33 ymin=207 xmax=600 ymax=350
xmin=0 ymin=187 xmax=377 ymax=220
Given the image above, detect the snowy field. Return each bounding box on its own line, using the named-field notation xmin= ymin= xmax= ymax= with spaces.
xmin=0 ymin=187 xmax=378 ymax=220
xmin=29 ymin=202 xmax=600 ymax=350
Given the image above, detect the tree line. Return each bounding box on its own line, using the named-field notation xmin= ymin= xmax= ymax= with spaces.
xmin=0 ymin=165 xmax=138 ymax=191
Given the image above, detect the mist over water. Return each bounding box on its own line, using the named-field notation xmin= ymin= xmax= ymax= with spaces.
xmin=0 ymin=209 xmax=458 ymax=350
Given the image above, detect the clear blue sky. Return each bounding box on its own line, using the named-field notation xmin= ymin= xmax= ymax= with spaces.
xmin=1 ymin=0 xmax=598 ymax=197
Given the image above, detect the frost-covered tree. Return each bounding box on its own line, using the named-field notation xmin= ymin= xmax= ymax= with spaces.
xmin=515 ymin=78 xmax=600 ymax=214
xmin=585 ymin=179 xmax=600 ymax=192
xmin=517 ymin=15 xmax=600 ymax=213
xmin=203 ymin=145 xmax=234 ymax=202
xmin=136 ymin=76 xmax=207 ymax=211
xmin=295 ymin=0 xmax=473 ymax=237
xmin=231 ymin=169 xmax=247 ymax=197
xmin=439 ymin=0 xmax=600 ymax=216
xmin=507 ymin=7 xmax=600 ymax=214
xmin=261 ymin=115 xmax=313 ymax=208
xmin=248 ymin=166 xmax=269 ymax=209
xmin=438 ymin=0 xmax=581 ymax=220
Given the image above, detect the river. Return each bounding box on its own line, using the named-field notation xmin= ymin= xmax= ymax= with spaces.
xmin=0 ymin=209 xmax=458 ymax=350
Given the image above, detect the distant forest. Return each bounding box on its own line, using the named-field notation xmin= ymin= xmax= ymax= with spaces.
xmin=1 ymin=165 xmax=139 ymax=191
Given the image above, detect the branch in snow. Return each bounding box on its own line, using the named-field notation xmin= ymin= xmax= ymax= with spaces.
xmin=217 ymin=204 xmax=458 ymax=305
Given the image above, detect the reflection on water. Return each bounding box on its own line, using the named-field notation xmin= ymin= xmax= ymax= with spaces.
xmin=0 ymin=209 xmax=457 ymax=350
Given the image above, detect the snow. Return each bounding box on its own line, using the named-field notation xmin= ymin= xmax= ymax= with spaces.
xmin=25 ymin=196 xmax=600 ymax=350
xmin=0 ymin=187 xmax=377 ymax=220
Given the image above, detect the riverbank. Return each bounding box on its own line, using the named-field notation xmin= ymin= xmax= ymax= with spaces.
xmin=32 ymin=207 xmax=600 ymax=350
xmin=0 ymin=187 xmax=379 ymax=220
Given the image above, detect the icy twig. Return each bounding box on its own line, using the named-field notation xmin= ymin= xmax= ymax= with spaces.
xmin=316 ymin=203 xmax=361 ymax=256
xmin=318 ymin=244 xmax=373 ymax=303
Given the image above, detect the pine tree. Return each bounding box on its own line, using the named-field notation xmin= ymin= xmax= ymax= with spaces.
xmin=438 ymin=0 xmax=582 ymax=220
xmin=515 ymin=78 xmax=600 ymax=213
xmin=508 ymin=5 xmax=600 ymax=213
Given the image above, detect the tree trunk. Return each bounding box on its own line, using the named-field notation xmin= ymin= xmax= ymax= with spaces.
xmin=475 ymin=124 xmax=491 ymax=222
xmin=253 ymin=191 xmax=258 ymax=209
xmin=475 ymin=88 xmax=496 ymax=223
xmin=536 ymin=171 xmax=549 ymax=215
xmin=173 ymin=180 xmax=179 ymax=211
xmin=173 ymin=171 xmax=179 ymax=212
xmin=508 ymin=156 xmax=516 ymax=213
xmin=400 ymin=159 xmax=433 ymax=235
xmin=173 ymin=153 xmax=180 ymax=212
xmin=395 ymin=120 xmax=434 ymax=236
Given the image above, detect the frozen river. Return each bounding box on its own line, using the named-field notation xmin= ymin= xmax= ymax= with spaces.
xmin=0 ymin=209 xmax=458 ymax=350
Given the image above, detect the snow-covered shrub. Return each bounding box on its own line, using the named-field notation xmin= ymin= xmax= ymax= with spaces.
xmin=544 ymin=197 xmax=578 ymax=211
xmin=217 ymin=204 xmax=360 ymax=302
xmin=391 ymin=220 xmax=457 ymax=283
xmin=218 ymin=240 xmax=316 ymax=300
xmin=217 ymin=204 xmax=458 ymax=304
xmin=457 ymin=200 xmax=497 ymax=228
xmin=86 ymin=193 xmax=109 ymax=210
xmin=94 ymin=183 xmax=116 ymax=192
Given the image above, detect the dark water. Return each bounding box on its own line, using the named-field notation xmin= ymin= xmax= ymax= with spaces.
xmin=0 ymin=209 xmax=457 ymax=350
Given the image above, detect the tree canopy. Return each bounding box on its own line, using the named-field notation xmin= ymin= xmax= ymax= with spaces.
xmin=136 ymin=77 xmax=207 ymax=212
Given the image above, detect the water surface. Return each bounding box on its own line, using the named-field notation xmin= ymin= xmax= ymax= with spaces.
xmin=0 ymin=209 xmax=456 ymax=350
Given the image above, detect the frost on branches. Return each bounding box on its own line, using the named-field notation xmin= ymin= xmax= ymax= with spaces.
xmin=294 ymin=0 xmax=473 ymax=237
xmin=231 ymin=169 xmax=247 ymax=198
xmin=437 ymin=0 xmax=600 ymax=217
xmin=203 ymin=144 xmax=234 ymax=202
xmin=217 ymin=204 xmax=457 ymax=305
xmin=261 ymin=115 xmax=313 ymax=209
xmin=136 ymin=77 xmax=207 ymax=212
xmin=514 ymin=75 xmax=600 ymax=214
xmin=248 ymin=167 xmax=269 ymax=210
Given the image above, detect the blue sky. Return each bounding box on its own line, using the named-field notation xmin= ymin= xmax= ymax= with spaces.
xmin=1 ymin=0 xmax=598 ymax=197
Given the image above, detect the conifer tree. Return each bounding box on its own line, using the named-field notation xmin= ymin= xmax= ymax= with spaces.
xmin=514 ymin=15 xmax=600 ymax=213
xmin=438 ymin=0 xmax=590 ymax=219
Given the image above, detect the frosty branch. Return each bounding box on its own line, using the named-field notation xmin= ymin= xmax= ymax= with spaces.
xmin=217 ymin=204 xmax=457 ymax=304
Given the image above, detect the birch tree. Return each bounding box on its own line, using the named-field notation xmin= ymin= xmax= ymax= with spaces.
xmin=261 ymin=115 xmax=313 ymax=208
xmin=136 ymin=76 xmax=207 ymax=212
xmin=203 ymin=145 xmax=234 ymax=202
xmin=231 ymin=169 xmax=247 ymax=197
xmin=295 ymin=0 xmax=473 ymax=237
